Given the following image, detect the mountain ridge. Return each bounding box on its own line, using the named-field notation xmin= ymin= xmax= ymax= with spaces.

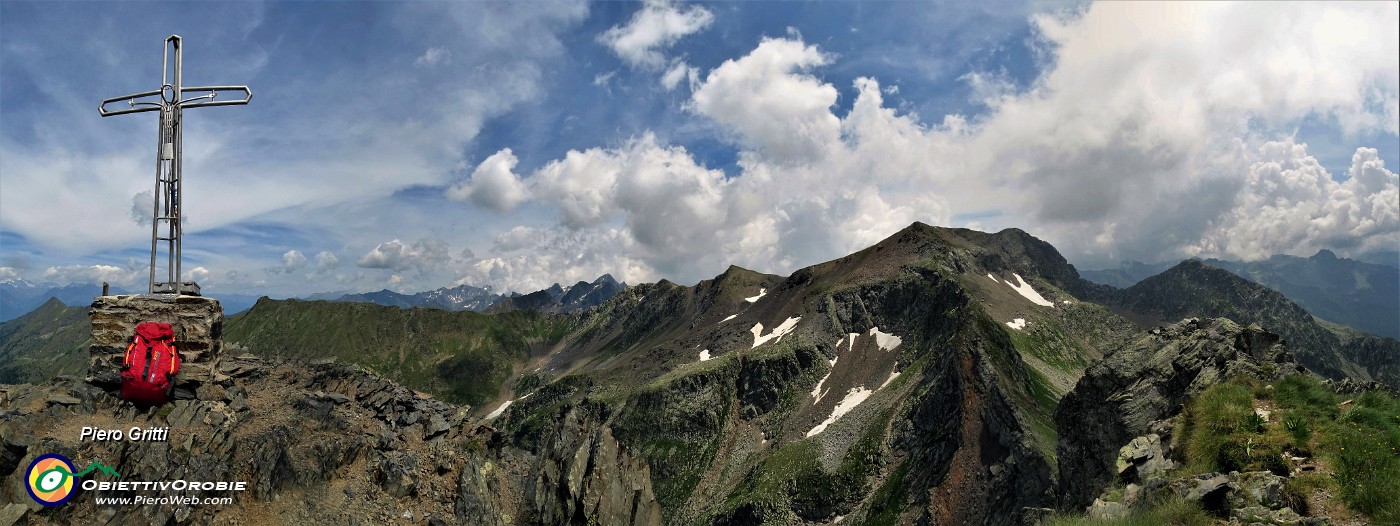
xmin=1083 ymin=251 xmax=1399 ymax=339
xmin=1107 ymin=259 xmax=1399 ymax=387
xmin=330 ymin=274 xmax=625 ymax=314
xmin=0 ymin=297 xmax=91 ymax=383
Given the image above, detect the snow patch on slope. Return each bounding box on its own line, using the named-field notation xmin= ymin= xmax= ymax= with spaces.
xmin=807 ymin=387 xmax=875 ymax=437
xmin=1006 ymin=318 xmax=1026 ymax=330
xmin=484 ymin=400 xmax=512 ymax=420
xmin=750 ymin=316 xmax=801 ymax=348
xmin=744 ymin=288 xmax=767 ymax=302
xmin=1005 ymin=273 xmax=1055 ymax=307
xmin=720 ymin=314 xmax=738 ymax=324
xmin=879 ymin=370 xmax=901 ymax=389
xmin=868 ymin=327 xmax=902 ymax=351
xmin=699 ymin=349 xmax=711 ymax=362
xmin=810 ymin=355 xmax=839 ymax=402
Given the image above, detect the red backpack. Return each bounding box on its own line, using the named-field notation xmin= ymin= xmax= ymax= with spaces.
xmin=121 ymin=322 xmax=181 ymax=405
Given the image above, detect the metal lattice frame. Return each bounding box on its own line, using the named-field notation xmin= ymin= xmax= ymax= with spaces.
xmin=99 ymin=35 xmax=251 ymax=295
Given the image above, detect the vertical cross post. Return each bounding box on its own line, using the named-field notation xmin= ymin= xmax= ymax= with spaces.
xmin=99 ymin=35 xmax=251 ymax=295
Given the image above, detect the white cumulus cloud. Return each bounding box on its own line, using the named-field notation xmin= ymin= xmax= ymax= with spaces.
xmin=43 ymin=261 xmax=145 ymax=287
xmin=690 ymin=37 xmax=840 ymax=165
xmin=467 ymin=1 xmax=1397 ymax=290
xmin=446 ymin=148 xmax=530 ymax=213
xmin=1199 ymin=142 xmax=1399 ymax=260
xmin=315 ymin=251 xmax=340 ymax=271
xmin=282 ymin=250 xmax=307 ymax=272
xmin=598 ymin=0 xmax=713 ymax=69
xmin=954 ymin=1 xmax=1400 ymax=264
xmin=357 ymin=238 xmax=453 ymax=275
xmin=660 ymin=61 xmax=698 ymax=91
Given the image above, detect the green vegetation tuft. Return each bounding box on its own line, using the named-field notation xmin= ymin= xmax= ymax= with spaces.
xmin=1181 ymin=380 xmax=1285 ymax=474
xmin=1044 ymin=497 xmax=1214 ymax=526
xmin=1274 ymin=375 xmax=1338 ymax=420
xmin=1327 ymin=390 xmax=1400 ymax=523
xmin=1175 ymin=375 xmax=1400 ymax=524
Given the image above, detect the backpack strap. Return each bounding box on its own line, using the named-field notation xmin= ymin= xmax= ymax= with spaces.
xmin=124 ymin=338 xmax=138 ymax=368
xmin=169 ymin=345 xmax=179 ymax=374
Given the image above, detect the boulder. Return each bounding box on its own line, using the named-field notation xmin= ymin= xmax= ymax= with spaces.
xmin=1230 ymin=471 xmax=1287 ymax=510
xmin=1231 ymin=505 xmax=1317 ymax=525
xmin=1114 ymin=433 xmax=1175 ymax=484
xmin=1087 ymin=499 xmax=1129 ymax=520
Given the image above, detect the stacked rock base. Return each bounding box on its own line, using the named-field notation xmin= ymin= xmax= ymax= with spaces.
xmin=88 ymin=294 xmax=224 ymax=396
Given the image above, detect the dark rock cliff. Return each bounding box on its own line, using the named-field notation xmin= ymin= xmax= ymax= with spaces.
xmin=1054 ymin=318 xmax=1307 ymax=510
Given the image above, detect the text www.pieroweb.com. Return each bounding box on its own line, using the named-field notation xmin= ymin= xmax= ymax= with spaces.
xmin=94 ymin=495 xmax=234 ymax=506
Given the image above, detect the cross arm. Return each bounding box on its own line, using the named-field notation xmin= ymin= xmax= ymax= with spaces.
xmin=176 ymin=85 xmax=253 ymax=109
xmin=99 ymin=89 xmax=164 ymax=117
xmin=99 ymin=85 xmax=251 ymax=117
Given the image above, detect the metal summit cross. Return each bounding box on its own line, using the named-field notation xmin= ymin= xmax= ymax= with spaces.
xmin=99 ymin=35 xmax=252 ymax=296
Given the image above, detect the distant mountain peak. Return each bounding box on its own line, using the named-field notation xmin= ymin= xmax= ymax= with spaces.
xmin=1312 ymin=249 xmax=1338 ymax=260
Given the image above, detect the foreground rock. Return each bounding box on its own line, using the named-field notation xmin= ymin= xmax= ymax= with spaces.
xmin=1055 ymin=317 xmax=1307 ymax=510
xmin=0 ymin=355 xmax=659 ymax=525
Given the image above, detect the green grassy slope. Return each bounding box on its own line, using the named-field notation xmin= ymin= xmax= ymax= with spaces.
xmin=0 ymin=297 xmax=90 ymax=383
xmin=223 ymin=298 xmax=576 ymax=406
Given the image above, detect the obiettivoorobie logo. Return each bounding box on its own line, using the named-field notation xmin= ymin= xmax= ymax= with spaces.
xmin=25 ymin=453 xmax=121 ymax=507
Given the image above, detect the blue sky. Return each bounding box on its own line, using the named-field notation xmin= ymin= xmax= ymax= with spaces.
xmin=2 ymin=1 xmax=1397 ymax=296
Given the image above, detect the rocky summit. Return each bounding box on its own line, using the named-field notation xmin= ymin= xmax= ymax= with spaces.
xmin=0 ymin=222 xmax=1396 ymax=525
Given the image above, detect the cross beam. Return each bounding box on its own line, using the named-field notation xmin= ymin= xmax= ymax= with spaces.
xmin=99 ymin=35 xmax=251 ymax=295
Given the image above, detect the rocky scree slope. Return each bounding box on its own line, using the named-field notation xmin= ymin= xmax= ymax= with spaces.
xmin=0 ymin=353 xmax=660 ymax=526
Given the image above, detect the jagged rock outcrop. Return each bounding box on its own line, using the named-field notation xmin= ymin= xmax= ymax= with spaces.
xmin=1055 ymin=317 xmax=1308 ymax=510
xmin=530 ymin=405 xmax=662 ymax=526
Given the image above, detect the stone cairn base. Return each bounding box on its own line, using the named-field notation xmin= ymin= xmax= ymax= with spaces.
xmin=87 ymin=294 xmax=224 ymax=397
